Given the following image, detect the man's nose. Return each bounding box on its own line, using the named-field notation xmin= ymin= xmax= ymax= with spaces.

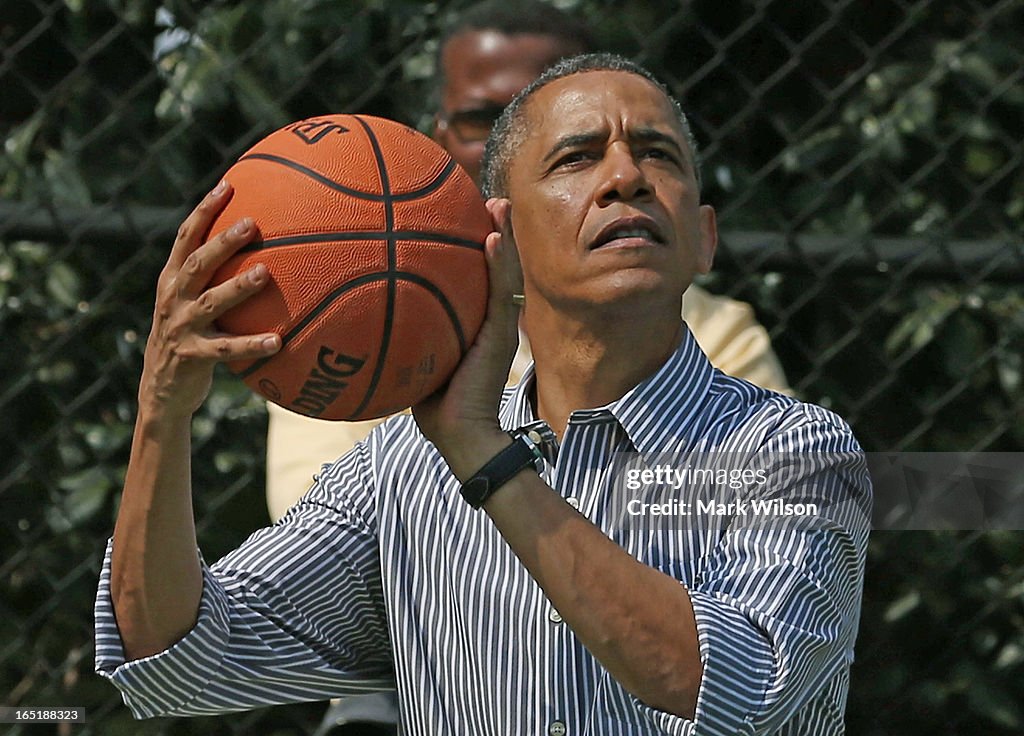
xmin=595 ymin=145 xmax=651 ymax=204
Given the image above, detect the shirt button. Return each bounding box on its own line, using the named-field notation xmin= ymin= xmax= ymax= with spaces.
xmin=548 ymin=608 xmax=563 ymax=624
xmin=565 ymin=497 xmax=580 ymax=510
xmin=548 ymin=721 xmax=566 ymax=736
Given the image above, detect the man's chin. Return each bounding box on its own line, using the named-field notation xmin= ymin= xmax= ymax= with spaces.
xmin=543 ymin=276 xmax=686 ymax=317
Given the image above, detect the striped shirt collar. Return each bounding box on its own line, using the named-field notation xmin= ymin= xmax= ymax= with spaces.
xmin=499 ymin=324 xmax=716 ymax=455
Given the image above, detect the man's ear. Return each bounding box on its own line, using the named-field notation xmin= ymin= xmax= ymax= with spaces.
xmin=696 ymin=204 xmax=718 ymax=274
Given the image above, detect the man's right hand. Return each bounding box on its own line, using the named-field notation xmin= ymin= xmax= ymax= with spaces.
xmin=111 ymin=182 xmax=278 ymax=661
xmin=141 ymin=180 xmax=280 ymax=420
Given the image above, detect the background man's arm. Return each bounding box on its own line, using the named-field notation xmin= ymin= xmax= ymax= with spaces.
xmin=265 ymin=405 xmax=390 ymax=521
xmin=684 ymin=284 xmax=790 ymax=394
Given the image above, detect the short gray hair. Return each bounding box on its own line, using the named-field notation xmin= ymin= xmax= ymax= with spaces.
xmin=481 ymin=53 xmax=703 ymax=198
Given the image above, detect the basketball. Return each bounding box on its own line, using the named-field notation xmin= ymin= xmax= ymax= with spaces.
xmin=206 ymin=114 xmax=491 ymax=421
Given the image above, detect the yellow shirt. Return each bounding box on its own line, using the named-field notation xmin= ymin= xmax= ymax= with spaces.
xmin=265 ymin=285 xmax=789 ymax=521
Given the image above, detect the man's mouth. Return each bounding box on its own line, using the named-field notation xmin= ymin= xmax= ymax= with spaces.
xmin=589 ymin=218 xmax=666 ymax=250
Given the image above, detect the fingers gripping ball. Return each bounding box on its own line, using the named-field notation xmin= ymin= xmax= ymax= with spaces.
xmin=207 ymin=115 xmax=490 ymax=421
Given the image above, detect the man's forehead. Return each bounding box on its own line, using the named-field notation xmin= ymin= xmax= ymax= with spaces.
xmin=443 ymin=30 xmax=579 ymax=82
xmin=525 ymin=70 xmax=683 ymax=139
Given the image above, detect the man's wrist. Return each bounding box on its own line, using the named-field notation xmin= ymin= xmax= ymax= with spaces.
xmin=459 ymin=430 xmax=545 ymax=509
xmin=134 ymin=396 xmax=193 ymax=440
xmin=441 ymin=427 xmax=513 ymax=483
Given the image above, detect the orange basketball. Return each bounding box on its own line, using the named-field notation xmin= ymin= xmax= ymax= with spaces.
xmin=207 ymin=114 xmax=490 ymax=421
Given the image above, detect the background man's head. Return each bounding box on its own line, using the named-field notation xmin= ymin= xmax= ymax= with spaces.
xmin=433 ymin=0 xmax=593 ymax=183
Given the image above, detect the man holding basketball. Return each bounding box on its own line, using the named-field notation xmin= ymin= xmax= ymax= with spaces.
xmin=96 ymin=55 xmax=869 ymax=734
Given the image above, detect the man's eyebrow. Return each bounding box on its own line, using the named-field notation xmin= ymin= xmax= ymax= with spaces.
xmin=631 ymin=127 xmax=687 ymax=157
xmin=541 ymin=131 xmax=605 ymax=164
xmin=541 ymin=128 xmax=688 ymax=164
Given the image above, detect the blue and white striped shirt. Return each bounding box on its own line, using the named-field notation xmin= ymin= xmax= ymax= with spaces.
xmin=95 ymin=328 xmax=870 ymax=735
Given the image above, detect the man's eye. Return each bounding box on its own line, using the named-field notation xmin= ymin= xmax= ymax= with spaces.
xmin=555 ymin=151 xmax=592 ymax=168
xmin=643 ymin=148 xmax=676 ymax=163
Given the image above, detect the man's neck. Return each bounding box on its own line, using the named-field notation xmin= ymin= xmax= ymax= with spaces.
xmin=525 ymin=302 xmax=684 ymax=439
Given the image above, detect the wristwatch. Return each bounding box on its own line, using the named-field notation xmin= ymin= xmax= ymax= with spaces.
xmin=459 ymin=430 xmax=545 ymax=509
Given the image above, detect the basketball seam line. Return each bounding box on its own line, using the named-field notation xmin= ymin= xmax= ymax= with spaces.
xmin=238 ymin=271 xmax=386 ymax=380
xmin=237 ymin=230 xmax=485 ymax=253
xmin=237 ymin=153 xmax=458 ymax=203
xmin=348 ymin=115 xmax=398 ymax=421
xmin=235 ymin=271 xmax=466 ymax=381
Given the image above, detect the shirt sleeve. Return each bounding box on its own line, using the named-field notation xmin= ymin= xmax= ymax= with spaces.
xmin=633 ymin=403 xmax=871 ymax=735
xmin=94 ymin=441 xmax=395 ymax=718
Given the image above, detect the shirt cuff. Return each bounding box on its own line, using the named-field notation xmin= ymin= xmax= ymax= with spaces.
xmin=631 ymin=588 xmax=773 ymax=736
xmin=94 ymin=538 xmax=232 ymax=718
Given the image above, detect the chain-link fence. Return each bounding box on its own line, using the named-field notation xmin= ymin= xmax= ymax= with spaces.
xmin=2 ymin=1 xmax=1022 ymax=734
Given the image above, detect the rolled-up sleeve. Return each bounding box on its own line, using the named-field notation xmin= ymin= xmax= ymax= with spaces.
xmin=94 ymin=442 xmax=396 ymax=718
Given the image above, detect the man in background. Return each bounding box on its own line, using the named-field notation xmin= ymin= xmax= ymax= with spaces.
xmin=266 ymin=1 xmax=790 ymax=523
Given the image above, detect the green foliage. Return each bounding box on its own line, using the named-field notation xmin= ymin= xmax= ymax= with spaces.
xmin=1 ymin=1 xmax=1021 ymax=734
xmin=850 ymin=532 xmax=1024 ymax=735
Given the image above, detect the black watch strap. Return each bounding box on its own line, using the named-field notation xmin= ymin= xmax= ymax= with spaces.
xmin=460 ymin=431 xmax=544 ymax=509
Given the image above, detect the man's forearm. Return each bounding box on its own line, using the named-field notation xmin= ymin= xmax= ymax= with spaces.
xmin=110 ymin=407 xmax=203 ymax=661
xmin=104 ymin=183 xmax=280 ymax=662
xmin=442 ymin=430 xmax=702 ymax=719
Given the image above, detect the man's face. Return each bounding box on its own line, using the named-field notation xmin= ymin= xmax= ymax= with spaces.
xmin=435 ymin=30 xmax=580 ymax=183
xmin=507 ymin=70 xmax=717 ymax=315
